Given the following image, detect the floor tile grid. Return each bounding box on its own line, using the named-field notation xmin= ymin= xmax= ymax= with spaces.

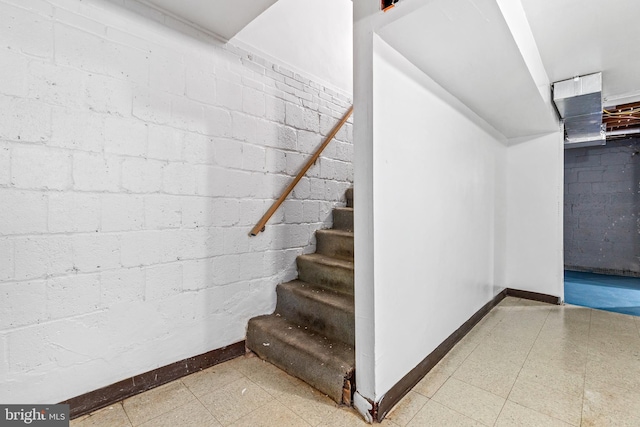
xmin=174 ymin=367 xmax=310 ymax=427
xmin=582 ymin=308 xmax=640 ymax=426
xmin=453 ymin=300 xmax=533 ymax=425
xmin=72 ymin=402 xmax=133 ymax=427
xmin=422 ymin=301 xmax=582 ymax=427
xmin=503 ymin=304 xmax=587 ymax=427
xmin=121 ymin=378 xmax=219 ymax=426
xmin=391 ymin=300 xmax=640 ymax=427
xmin=388 ymin=298 xmax=524 ymax=426
xmin=73 ymin=299 xmax=640 ymax=427
xmin=122 ymin=403 xmax=134 ymax=426
xmin=128 ymin=379 xmax=207 ymax=426
xmin=73 ymin=298 xmax=522 ymax=427
xmin=426 ymin=300 xmax=516 ymax=396
xmin=431 ymin=299 xmax=526 ymax=426
xmin=74 ymin=362 xmax=313 ymax=427
xmin=180 ymin=355 xmax=359 ymax=427
xmin=459 ymin=299 xmax=549 ymax=424
xmin=579 ymin=308 xmax=593 ymax=427
xmin=457 ymin=298 xmax=525 ymax=364
xmin=490 ymin=303 xmax=555 ymax=426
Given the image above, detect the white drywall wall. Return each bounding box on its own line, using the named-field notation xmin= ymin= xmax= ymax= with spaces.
xmin=505 ymin=132 xmax=564 ymax=299
xmin=0 ymin=0 xmax=353 ymax=404
xmin=352 ymin=0 xmax=564 ymax=418
xmin=360 ymin=35 xmax=507 ymax=401
xmin=234 ymin=0 xmax=353 ymax=94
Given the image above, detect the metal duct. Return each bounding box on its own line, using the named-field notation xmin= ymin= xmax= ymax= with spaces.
xmin=553 ymin=73 xmax=605 ymax=148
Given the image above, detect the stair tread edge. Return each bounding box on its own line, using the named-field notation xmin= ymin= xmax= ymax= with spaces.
xmin=248 ymin=315 xmax=355 ymax=367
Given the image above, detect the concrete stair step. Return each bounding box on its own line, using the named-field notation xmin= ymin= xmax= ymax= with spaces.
xmin=246 ymin=314 xmax=355 ymax=404
xmin=276 ymin=280 xmax=354 ymax=346
xmin=246 ymin=187 xmax=356 ymax=405
xmin=345 ymin=187 xmax=353 ymax=208
xmin=316 ymin=229 xmax=354 ymax=260
xmin=332 ymin=207 xmax=353 ymax=232
xmin=297 ymin=253 xmax=354 ymax=295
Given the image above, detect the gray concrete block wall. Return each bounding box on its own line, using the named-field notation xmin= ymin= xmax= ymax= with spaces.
xmin=564 ymin=138 xmax=640 ymax=276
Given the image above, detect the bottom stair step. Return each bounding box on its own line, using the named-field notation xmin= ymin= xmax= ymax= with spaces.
xmin=246 ymin=314 xmax=355 ymax=404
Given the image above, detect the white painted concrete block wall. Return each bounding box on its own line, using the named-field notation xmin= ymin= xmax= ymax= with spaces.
xmin=0 ymin=0 xmax=353 ymax=403
xmin=235 ymin=0 xmax=353 ymax=93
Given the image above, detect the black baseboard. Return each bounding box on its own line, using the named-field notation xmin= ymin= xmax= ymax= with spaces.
xmin=506 ymin=288 xmax=561 ymax=305
xmin=375 ymin=288 xmax=559 ymax=422
xmin=375 ymin=290 xmax=506 ymax=421
xmin=61 ymin=287 xmax=560 ymax=422
xmin=61 ymin=341 xmax=246 ymax=419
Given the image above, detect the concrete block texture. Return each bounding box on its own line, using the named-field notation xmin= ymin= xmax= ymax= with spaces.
xmin=0 ymin=0 xmax=352 ymax=405
xmin=564 ymin=138 xmax=640 ymax=275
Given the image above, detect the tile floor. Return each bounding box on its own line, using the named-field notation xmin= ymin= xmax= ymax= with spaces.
xmin=71 ymin=297 xmax=640 ymax=426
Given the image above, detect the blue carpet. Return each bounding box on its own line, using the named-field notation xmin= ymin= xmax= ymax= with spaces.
xmin=564 ymin=270 xmax=640 ymax=317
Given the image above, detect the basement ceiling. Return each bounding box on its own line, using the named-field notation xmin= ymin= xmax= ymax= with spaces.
xmin=375 ymin=0 xmax=640 ymax=140
xmin=520 ymin=0 xmax=640 ymax=105
xmin=604 ymin=101 xmax=640 ymax=138
xmin=376 ymin=0 xmax=559 ymax=139
xmin=138 ymin=0 xmax=278 ymax=40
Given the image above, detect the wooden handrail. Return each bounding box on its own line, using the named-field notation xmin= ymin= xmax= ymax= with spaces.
xmin=250 ymin=105 xmax=353 ymax=236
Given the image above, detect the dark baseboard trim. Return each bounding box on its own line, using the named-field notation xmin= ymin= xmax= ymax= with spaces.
xmin=506 ymin=288 xmax=561 ymax=305
xmin=375 ymin=287 xmax=560 ymax=422
xmin=61 ymin=341 xmax=246 ymax=419
xmin=375 ymin=290 xmax=507 ymax=422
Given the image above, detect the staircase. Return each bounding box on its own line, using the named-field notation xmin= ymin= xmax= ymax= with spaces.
xmin=247 ymin=188 xmax=355 ymax=404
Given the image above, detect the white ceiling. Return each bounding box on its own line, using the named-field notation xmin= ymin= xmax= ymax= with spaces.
xmin=374 ymin=0 xmax=640 ymax=138
xmin=140 ymin=0 xmax=278 ymax=40
xmin=137 ymin=0 xmax=640 ymax=132
xmin=377 ymin=0 xmax=559 ymax=138
xmin=520 ymin=0 xmax=640 ymax=105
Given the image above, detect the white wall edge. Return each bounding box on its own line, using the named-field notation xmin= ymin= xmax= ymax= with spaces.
xmin=353 ymin=390 xmax=374 ymax=423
